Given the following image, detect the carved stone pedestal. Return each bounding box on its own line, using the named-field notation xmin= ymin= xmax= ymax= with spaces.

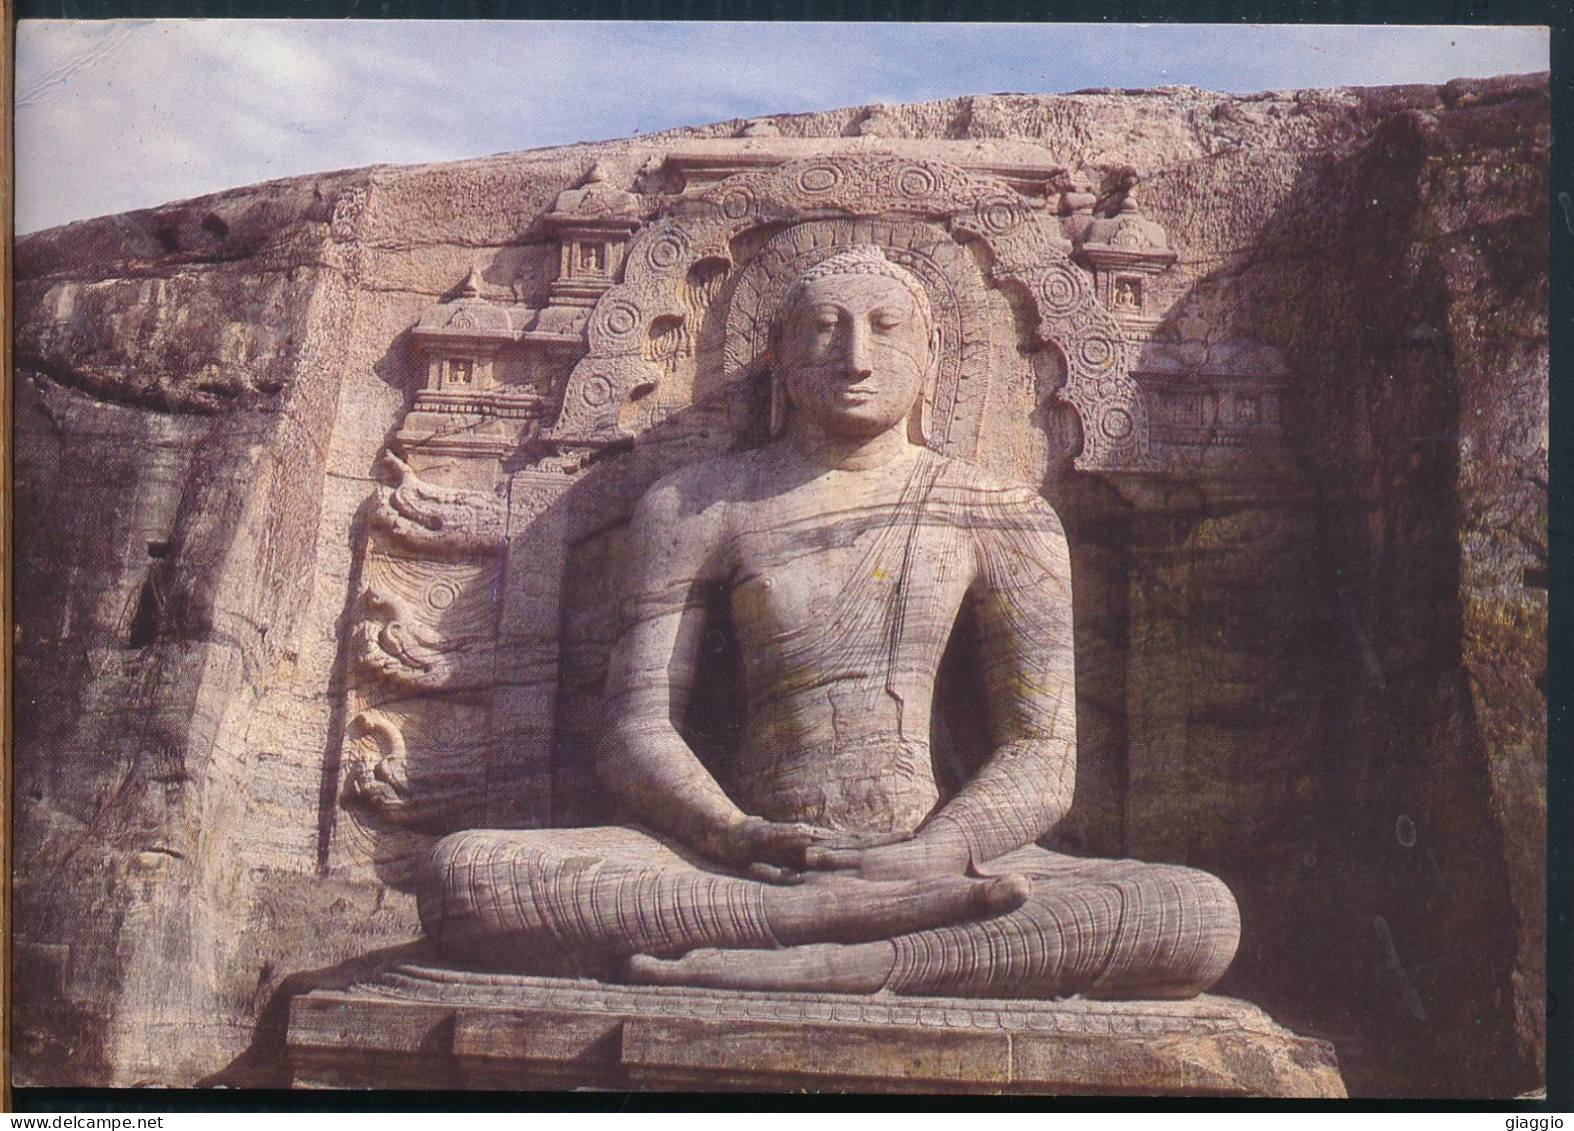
xmin=285 ymin=964 xmax=1346 ymax=1096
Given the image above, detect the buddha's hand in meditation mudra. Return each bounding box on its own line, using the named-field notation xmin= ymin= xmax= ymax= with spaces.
xmin=417 ymin=245 xmax=1240 ymax=998
xmin=696 ymin=810 xmax=976 ymax=882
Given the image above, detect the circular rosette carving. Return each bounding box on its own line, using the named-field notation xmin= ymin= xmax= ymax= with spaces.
xmin=1077 ymin=333 xmax=1121 ymax=376
xmin=793 ymin=162 xmax=846 ymax=197
xmin=425 ymin=578 xmax=461 ymax=611
xmin=868 ymin=160 xmax=970 ymax=210
xmin=1057 ymin=304 xmax=1129 ymax=379
xmin=589 ymin=297 xmax=645 ymax=347
xmin=642 ymin=227 xmax=692 ymax=274
xmin=894 ymin=163 xmax=941 ymax=201
xmin=580 ymin=373 xmax=615 ymax=408
xmin=549 ymin=354 xmax=661 ymax=443
xmin=1030 ymin=261 xmax=1094 ymax=321
xmin=971 ymin=192 xmax=1030 ymax=236
xmin=718 ymin=184 xmax=757 ymax=220
xmin=1099 ymin=402 xmax=1138 ymax=442
xmin=945 ymin=186 xmax=1032 ymax=244
xmin=1033 ymin=287 xmax=1147 ymax=470
xmin=1060 ymin=372 xmax=1149 ymax=471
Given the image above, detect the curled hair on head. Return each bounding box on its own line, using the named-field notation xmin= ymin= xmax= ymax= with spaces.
xmin=774 ymin=244 xmax=934 ymax=334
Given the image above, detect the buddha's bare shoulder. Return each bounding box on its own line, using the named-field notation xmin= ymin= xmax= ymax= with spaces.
xmin=633 ymin=446 xmax=776 ymax=527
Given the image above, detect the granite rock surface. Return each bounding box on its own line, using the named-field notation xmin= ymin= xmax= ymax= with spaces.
xmin=11 ymin=76 xmax=1547 ymax=1096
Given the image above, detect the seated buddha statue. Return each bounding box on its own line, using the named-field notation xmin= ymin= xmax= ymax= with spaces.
xmin=417 ymin=244 xmax=1240 ymax=998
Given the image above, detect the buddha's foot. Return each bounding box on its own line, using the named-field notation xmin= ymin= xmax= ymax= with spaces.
xmin=764 ymin=871 xmax=1030 ymax=946
xmin=626 ymin=941 xmax=896 ymax=994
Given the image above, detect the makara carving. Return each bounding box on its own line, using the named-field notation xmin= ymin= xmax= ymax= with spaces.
xmin=340 ymin=454 xmax=510 ymax=837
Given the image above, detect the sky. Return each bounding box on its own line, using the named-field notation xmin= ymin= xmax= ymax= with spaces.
xmin=14 ymin=21 xmax=1551 ymax=235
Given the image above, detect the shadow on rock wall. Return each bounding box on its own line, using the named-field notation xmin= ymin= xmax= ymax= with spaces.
xmin=1155 ymin=82 xmax=1547 ymax=1097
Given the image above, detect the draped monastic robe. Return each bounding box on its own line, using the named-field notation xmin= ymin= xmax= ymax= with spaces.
xmin=418 ymin=444 xmax=1238 ymax=997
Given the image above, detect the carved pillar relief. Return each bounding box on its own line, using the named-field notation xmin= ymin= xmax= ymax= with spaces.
xmin=335 ymin=167 xmax=642 ymax=860
xmin=1079 ymin=187 xmax=1178 ymax=342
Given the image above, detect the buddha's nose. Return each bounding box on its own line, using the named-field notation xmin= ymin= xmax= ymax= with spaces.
xmin=842 ymin=321 xmax=874 ymax=380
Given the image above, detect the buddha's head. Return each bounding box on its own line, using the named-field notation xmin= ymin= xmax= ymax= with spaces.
xmin=770 ymin=245 xmax=939 ymax=443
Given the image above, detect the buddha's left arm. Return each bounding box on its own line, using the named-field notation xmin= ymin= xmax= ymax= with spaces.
xmin=923 ymin=486 xmax=1077 ymax=865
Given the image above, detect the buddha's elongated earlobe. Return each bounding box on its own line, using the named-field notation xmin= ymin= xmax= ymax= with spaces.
xmin=908 ymin=324 xmax=942 ymax=447
xmin=770 ymin=367 xmax=789 ymax=439
xmin=766 ymin=322 xmax=789 ymax=439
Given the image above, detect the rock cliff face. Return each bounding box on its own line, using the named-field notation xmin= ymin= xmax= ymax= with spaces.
xmin=12 ymin=76 xmax=1547 ymax=1095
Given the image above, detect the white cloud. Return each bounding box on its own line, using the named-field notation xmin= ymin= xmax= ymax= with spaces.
xmin=14 ymin=20 xmax=1549 ymax=234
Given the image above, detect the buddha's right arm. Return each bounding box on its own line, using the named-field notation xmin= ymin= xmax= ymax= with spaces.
xmin=597 ymin=477 xmax=819 ymax=869
xmin=597 ymin=479 xmax=749 ymax=857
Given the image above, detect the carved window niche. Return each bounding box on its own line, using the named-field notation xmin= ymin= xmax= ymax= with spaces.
xmin=544 ymin=164 xmax=642 ymax=312
xmin=524 ymin=164 xmax=645 ymax=346
xmin=578 ymin=242 xmax=608 ymax=275
xmin=400 ymin=269 xmax=545 ymax=461
xmin=443 ymin=356 xmax=478 ymax=388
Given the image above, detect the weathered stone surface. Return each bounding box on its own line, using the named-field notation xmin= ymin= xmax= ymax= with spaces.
xmin=283 ymin=966 xmax=1345 ymax=1096
xmin=409 ymin=243 xmax=1242 ymax=1008
xmin=11 ymin=77 xmax=1547 ymax=1097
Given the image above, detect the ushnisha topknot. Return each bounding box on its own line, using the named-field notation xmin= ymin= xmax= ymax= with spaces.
xmin=777 ymin=244 xmax=934 ymax=331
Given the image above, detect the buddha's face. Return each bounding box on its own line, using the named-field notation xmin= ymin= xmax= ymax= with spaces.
xmin=776 ymin=273 xmax=935 ymax=442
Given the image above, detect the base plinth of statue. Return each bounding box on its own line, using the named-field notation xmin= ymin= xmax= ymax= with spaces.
xmin=284 ymin=963 xmax=1345 ymax=1096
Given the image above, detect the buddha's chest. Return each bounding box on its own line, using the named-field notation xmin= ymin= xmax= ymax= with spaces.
xmin=724 ymin=496 xmax=974 ymax=647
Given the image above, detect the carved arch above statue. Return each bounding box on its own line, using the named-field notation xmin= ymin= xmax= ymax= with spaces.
xmin=547 ymin=154 xmax=1152 ymax=472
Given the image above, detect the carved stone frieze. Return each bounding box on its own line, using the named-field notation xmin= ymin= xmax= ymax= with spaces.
xmin=1131 ymin=338 xmax=1291 ymax=473
xmin=547 ymin=153 xmax=1153 ymax=472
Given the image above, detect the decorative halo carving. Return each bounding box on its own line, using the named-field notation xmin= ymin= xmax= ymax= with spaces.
xmin=591 ymin=298 xmax=643 ymax=343
xmin=1034 ymin=262 xmax=1089 ymax=319
xmin=645 ymin=230 xmax=690 ymax=271
xmin=548 ymin=154 xmax=1153 ymax=471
